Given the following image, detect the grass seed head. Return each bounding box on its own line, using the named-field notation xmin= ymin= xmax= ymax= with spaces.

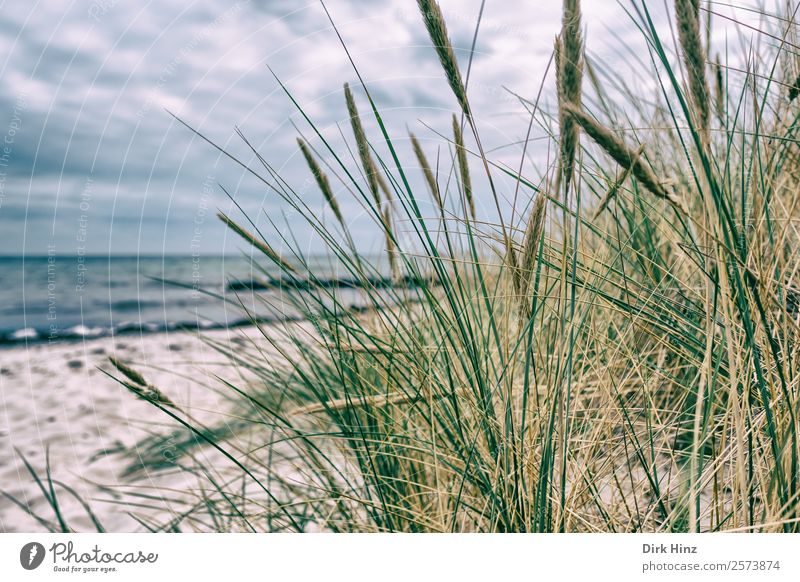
xmin=297 ymin=138 xmax=345 ymax=229
xmin=557 ymin=0 xmax=584 ymax=195
xmin=517 ymin=193 xmax=547 ymax=316
xmin=452 ymin=114 xmax=475 ymax=221
xmin=675 ymin=0 xmax=711 ymax=142
xmin=564 ymin=104 xmax=685 ymax=213
xmin=382 ymin=205 xmax=399 ymax=280
xmin=344 ymin=83 xmax=382 ymax=206
xmin=109 ymin=356 xmax=147 ymax=386
xmin=416 ymin=0 xmax=470 ymax=116
xmin=217 ymin=211 xmax=296 ymax=273
xmin=410 ymin=132 xmax=444 ymax=215
xmin=109 ymin=357 xmax=177 ymax=409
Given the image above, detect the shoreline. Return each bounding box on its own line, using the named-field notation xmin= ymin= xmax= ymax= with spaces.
xmin=0 ymin=316 xmax=297 ymax=347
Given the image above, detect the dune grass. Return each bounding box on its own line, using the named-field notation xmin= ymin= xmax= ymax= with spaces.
xmin=15 ymin=0 xmax=800 ymax=533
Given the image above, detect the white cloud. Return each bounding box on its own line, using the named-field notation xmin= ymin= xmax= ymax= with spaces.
xmin=0 ymin=0 xmax=778 ymax=253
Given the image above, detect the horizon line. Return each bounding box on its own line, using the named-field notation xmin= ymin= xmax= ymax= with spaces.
xmin=0 ymin=252 xmax=341 ymax=259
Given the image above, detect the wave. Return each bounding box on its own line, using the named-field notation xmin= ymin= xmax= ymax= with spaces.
xmin=0 ymin=316 xmax=302 ymax=346
xmin=0 ymin=273 xmax=423 ymax=347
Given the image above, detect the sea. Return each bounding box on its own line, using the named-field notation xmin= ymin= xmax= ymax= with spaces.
xmin=0 ymin=254 xmax=361 ymax=345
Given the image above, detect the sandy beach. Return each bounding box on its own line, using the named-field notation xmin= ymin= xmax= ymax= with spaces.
xmin=0 ymin=326 xmax=272 ymax=532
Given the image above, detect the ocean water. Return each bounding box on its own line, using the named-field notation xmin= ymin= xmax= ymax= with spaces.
xmin=0 ymin=254 xmax=355 ymax=344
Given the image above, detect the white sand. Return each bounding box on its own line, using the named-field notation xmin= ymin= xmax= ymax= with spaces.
xmin=0 ymin=326 xmax=275 ymax=532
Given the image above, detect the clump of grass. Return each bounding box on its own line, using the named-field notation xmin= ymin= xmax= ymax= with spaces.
xmin=1 ymin=449 xmax=106 ymax=533
xmin=74 ymin=0 xmax=800 ymax=534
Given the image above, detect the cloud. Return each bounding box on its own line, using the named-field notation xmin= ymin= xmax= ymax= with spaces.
xmin=0 ymin=0 xmax=763 ymax=254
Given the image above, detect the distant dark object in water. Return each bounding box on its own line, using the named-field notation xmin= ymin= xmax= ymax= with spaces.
xmin=67 ymin=359 xmax=84 ymax=369
xmin=226 ymin=274 xmax=436 ymax=292
xmin=108 ymin=299 xmax=162 ymax=312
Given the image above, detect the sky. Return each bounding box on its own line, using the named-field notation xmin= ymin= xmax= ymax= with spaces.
xmin=0 ymin=0 xmax=768 ymax=256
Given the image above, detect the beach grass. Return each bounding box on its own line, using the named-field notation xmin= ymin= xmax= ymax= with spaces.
xmin=16 ymin=0 xmax=800 ymax=533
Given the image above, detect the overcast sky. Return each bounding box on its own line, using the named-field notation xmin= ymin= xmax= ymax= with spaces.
xmin=0 ymin=0 xmax=768 ymax=255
